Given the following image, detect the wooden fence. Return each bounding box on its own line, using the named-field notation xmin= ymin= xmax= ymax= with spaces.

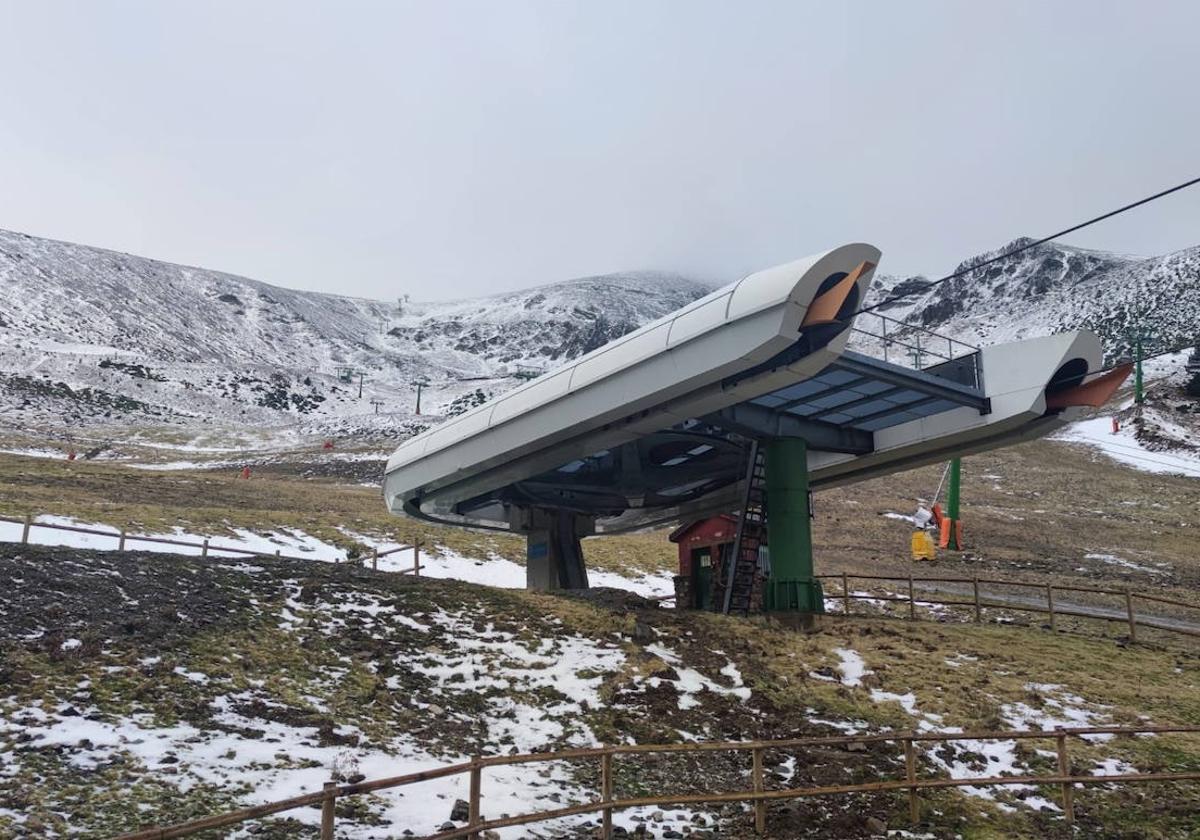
xmin=817 ymin=571 xmax=1200 ymax=642
xmin=6 ymin=513 xmax=1197 ymax=641
xmin=112 ymin=724 xmax=1200 ymax=840
xmin=0 ymin=513 xmax=423 ymax=575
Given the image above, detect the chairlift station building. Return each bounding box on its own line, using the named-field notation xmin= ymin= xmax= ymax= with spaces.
xmin=384 ymin=244 xmax=1126 ymax=613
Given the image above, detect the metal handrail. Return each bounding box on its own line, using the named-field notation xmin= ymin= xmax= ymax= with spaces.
xmin=111 ymin=724 xmax=1200 ymax=840
xmin=850 ymin=311 xmax=980 ymax=372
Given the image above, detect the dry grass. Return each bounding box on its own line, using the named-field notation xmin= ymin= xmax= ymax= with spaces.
xmin=0 ymin=453 xmax=677 ymax=576
xmin=813 ymin=438 xmax=1200 ymax=609
xmin=2 ymin=430 xmax=1198 ymax=586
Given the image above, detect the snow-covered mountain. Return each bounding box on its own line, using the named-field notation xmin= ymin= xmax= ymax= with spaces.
xmin=0 ymin=228 xmax=710 ymax=436
xmin=1 ymin=227 xmax=1197 ymax=444
xmin=862 ymin=238 xmax=1200 ymax=361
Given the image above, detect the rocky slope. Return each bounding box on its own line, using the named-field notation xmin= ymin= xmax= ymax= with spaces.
xmin=863 ymin=238 xmax=1200 ymax=361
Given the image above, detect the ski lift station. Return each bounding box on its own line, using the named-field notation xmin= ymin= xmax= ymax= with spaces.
xmin=383 ymin=243 xmax=1129 ymax=615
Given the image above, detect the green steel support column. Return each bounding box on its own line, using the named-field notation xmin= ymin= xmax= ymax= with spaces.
xmin=764 ymin=438 xmax=824 ymax=613
xmin=945 ymin=457 xmax=963 ymax=550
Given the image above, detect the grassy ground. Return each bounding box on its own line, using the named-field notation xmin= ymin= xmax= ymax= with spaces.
xmin=0 ymin=452 xmax=677 ymax=577
xmin=813 ymin=437 xmax=1200 ymax=617
xmin=1 ymin=545 xmax=1198 ymax=838
xmin=3 ymin=429 xmax=1198 ymax=593
xmin=2 ymin=431 xmax=1199 ymax=835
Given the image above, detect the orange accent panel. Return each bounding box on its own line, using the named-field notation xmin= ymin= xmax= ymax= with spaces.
xmin=800 ymin=261 xmax=876 ymax=328
xmin=1045 ymin=363 xmax=1133 ymax=410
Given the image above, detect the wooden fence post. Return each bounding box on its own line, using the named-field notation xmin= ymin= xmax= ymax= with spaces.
xmin=1046 ymin=584 xmax=1056 ymax=632
xmin=752 ymin=747 xmax=766 ymax=834
xmin=372 ymin=549 xmax=378 ymax=572
xmin=842 ymin=571 xmax=851 ymax=615
xmin=972 ymin=577 xmax=981 ymax=623
xmin=468 ymin=756 xmax=482 ymax=840
xmin=321 ymin=781 xmax=336 ymax=840
xmin=1125 ymin=589 xmax=1137 ymax=643
xmin=275 ymin=548 xmax=281 ymax=557
xmin=1055 ymin=730 xmax=1075 ymax=823
xmin=201 ymin=538 xmax=209 ymax=559
xmin=118 ymin=530 xmax=127 ymax=551
xmin=413 ymin=541 xmax=421 ymax=576
xmin=600 ymin=748 xmax=614 ymax=840
xmin=904 ymin=735 xmax=920 ymax=825
xmin=20 ymin=514 xmax=32 ymax=544
xmin=907 ymin=574 xmax=916 ymax=620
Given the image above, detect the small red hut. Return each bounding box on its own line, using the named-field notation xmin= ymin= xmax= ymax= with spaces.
xmin=670 ymin=515 xmax=770 ymax=610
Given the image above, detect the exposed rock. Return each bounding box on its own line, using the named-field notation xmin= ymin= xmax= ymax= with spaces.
xmin=633 ymin=618 xmax=656 ymax=644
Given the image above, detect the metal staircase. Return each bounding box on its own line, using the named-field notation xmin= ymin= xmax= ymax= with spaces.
xmin=716 ymin=441 xmax=767 ymax=615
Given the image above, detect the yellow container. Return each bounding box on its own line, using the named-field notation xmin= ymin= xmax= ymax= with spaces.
xmin=911 ymin=530 xmax=936 ymax=561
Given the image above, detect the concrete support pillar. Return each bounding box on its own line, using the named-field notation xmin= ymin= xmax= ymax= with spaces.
xmin=763 ymin=438 xmax=824 ymax=614
xmin=512 ymin=507 xmax=593 ymax=591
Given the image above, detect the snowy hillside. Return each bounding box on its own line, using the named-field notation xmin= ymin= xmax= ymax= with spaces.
xmin=0 ymin=228 xmax=709 ymax=436
xmin=862 ymin=238 xmax=1200 ymax=360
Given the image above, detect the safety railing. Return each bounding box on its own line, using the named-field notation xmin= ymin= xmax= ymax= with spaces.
xmin=818 ymin=571 xmax=1200 ymax=642
xmin=850 ymin=311 xmax=982 ymax=387
xmin=112 ymin=724 xmax=1200 ymax=840
xmin=0 ymin=513 xmax=423 ymax=575
xmin=851 ymin=310 xmax=979 ymax=367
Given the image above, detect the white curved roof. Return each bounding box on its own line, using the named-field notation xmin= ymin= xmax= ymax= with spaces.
xmin=386 ymin=243 xmax=879 ymax=474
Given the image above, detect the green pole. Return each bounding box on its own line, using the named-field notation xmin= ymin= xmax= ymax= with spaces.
xmin=1134 ymin=335 xmax=1144 ymax=405
xmin=764 ymin=438 xmax=824 ymax=613
xmin=946 ymin=458 xmax=961 ymax=521
xmin=945 ymin=457 xmax=962 ymax=550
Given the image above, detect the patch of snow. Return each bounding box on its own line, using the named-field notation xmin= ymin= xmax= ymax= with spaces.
xmin=1084 ymin=552 xmax=1166 ymax=576
xmin=1003 ymin=684 xmax=1113 ymax=742
xmin=1055 ymin=417 xmax=1200 ymax=478
xmin=349 ymin=534 xmax=676 ymax=599
xmin=644 ymin=643 xmax=751 ymax=710
xmin=0 ymin=514 xmax=349 ymax=563
xmin=833 ymin=648 xmax=869 ymax=687
xmin=1093 ymin=757 xmax=1136 ymax=776
xmin=173 ymin=667 xmax=211 ymax=684
xmin=0 ymin=447 xmax=64 ymax=460
xmin=943 ymin=653 xmax=979 ymax=668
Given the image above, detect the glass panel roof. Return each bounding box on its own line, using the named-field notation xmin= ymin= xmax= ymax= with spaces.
xmin=748 ymin=358 xmax=986 ymax=435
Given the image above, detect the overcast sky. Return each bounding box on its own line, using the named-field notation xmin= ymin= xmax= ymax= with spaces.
xmin=2 ymin=1 xmax=1198 ymax=300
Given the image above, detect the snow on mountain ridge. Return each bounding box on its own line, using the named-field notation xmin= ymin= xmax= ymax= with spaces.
xmin=863 ymin=238 xmax=1200 ymax=359
xmin=0 ymin=228 xmax=708 ymax=367
xmin=0 ymin=228 xmax=712 ymax=433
